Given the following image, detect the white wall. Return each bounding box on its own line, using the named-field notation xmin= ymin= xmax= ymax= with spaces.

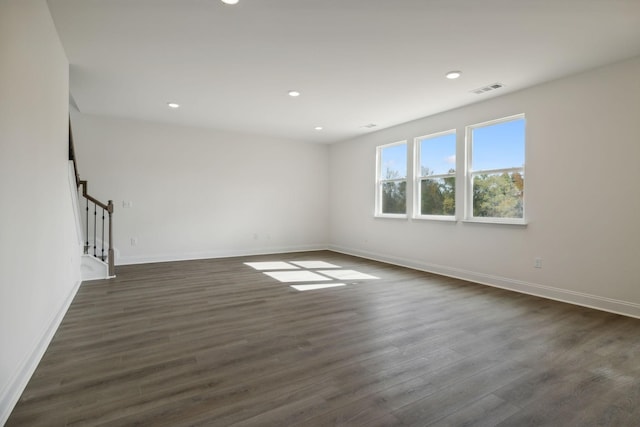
xmin=70 ymin=113 xmax=330 ymax=264
xmin=0 ymin=1 xmax=82 ymax=423
xmin=329 ymin=56 xmax=640 ymax=317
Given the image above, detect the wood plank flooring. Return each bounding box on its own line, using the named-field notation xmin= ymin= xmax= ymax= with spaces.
xmin=7 ymin=251 xmax=640 ymax=426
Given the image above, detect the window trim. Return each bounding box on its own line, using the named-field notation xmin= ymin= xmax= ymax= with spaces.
xmin=464 ymin=114 xmax=527 ymax=225
xmin=375 ymin=140 xmax=408 ymax=218
xmin=413 ymin=129 xmax=457 ymax=221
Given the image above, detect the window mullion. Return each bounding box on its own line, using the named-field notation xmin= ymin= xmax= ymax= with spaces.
xmin=470 ymin=166 xmax=523 ymax=176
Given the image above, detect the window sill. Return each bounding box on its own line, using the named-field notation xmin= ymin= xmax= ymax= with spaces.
xmin=462 ymin=218 xmax=528 ymax=226
xmin=413 ymin=215 xmax=456 ymax=222
xmin=374 ymin=213 xmax=408 ymax=220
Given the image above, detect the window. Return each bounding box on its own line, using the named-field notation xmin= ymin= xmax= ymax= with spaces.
xmin=414 ymin=131 xmax=456 ymax=218
xmin=376 ymin=141 xmax=407 ymax=216
xmin=466 ymin=115 xmax=525 ymax=223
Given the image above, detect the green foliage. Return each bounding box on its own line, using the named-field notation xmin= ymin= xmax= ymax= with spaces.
xmin=381 ymin=170 xmax=524 ymax=218
xmin=381 ymin=169 xmax=406 ymax=214
xmin=420 ymin=168 xmax=455 ymax=216
xmin=473 ymin=172 xmax=524 ymax=218
xmin=382 ymin=181 xmax=406 ymax=214
xmin=421 ymin=177 xmax=455 ymax=215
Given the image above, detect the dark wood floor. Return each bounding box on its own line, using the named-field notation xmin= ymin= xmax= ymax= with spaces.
xmin=7 ymin=251 xmax=640 ymax=426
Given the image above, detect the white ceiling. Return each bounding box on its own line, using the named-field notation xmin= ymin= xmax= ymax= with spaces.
xmin=48 ymin=0 xmax=640 ymax=144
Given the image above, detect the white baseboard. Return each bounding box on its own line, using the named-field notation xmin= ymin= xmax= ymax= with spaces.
xmin=0 ymin=279 xmax=82 ymax=426
xmin=116 ymin=244 xmax=330 ymax=266
xmin=329 ymin=245 xmax=640 ymax=319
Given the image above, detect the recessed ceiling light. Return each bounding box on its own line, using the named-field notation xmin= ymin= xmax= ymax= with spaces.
xmin=221 ymin=0 xmax=239 ymax=4
xmin=445 ymin=71 xmax=462 ymax=79
xmin=314 ymin=126 xmax=323 ymax=131
xmin=167 ymin=102 xmax=180 ymax=108
xmin=288 ymin=90 xmax=300 ymax=97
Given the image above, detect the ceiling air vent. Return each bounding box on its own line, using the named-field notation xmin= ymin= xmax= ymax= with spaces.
xmin=471 ymin=83 xmax=504 ymax=95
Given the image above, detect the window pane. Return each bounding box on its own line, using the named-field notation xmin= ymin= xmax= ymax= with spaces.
xmin=473 ymin=172 xmax=524 ymax=218
xmin=419 ymin=133 xmax=456 ymax=176
xmin=472 ymin=118 xmax=525 ymax=171
xmin=380 ymin=144 xmax=407 ymax=179
xmin=382 ymin=181 xmax=406 ymax=214
xmin=420 ymin=178 xmax=455 ymax=215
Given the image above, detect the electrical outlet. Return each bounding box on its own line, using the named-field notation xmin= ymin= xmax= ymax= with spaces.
xmin=122 ymin=201 xmax=133 ymax=208
xmin=534 ymin=257 xmax=543 ymax=268
xmin=130 ymin=237 xmax=138 ymax=246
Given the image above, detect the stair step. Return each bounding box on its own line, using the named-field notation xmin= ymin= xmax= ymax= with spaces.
xmin=81 ymin=254 xmax=111 ymax=281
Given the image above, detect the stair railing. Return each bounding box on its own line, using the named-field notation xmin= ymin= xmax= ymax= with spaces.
xmin=78 ymin=180 xmax=115 ymax=277
xmin=69 ymin=120 xmax=115 ymax=277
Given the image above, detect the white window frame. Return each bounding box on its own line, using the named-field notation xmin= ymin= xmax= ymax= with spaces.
xmin=375 ymin=140 xmax=408 ymax=218
xmin=464 ymin=114 xmax=526 ymax=225
xmin=413 ymin=130 xmax=457 ymax=221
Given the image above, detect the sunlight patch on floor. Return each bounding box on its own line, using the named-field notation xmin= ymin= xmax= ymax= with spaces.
xmin=264 ymin=271 xmax=332 ymax=283
xmin=244 ymin=261 xmax=299 ymax=270
xmin=244 ymin=260 xmax=380 ymax=292
xmin=290 ymin=261 xmax=341 ymax=269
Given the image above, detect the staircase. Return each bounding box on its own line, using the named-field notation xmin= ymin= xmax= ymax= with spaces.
xmin=69 ymin=121 xmax=115 ymax=280
xmin=81 ymin=254 xmax=111 ymax=280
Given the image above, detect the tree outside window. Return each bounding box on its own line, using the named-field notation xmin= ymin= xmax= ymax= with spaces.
xmin=415 ymin=131 xmax=456 ymax=218
xmin=376 ymin=142 xmax=407 ymax=216
xmin=466 ymin=115 xmax=525 ymax=221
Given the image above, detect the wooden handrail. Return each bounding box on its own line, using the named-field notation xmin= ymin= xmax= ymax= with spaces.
xmin=79 ymin=180 xmax=111 ymax=211
xmin=69 ymin=119 xmax=80 ymax=188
